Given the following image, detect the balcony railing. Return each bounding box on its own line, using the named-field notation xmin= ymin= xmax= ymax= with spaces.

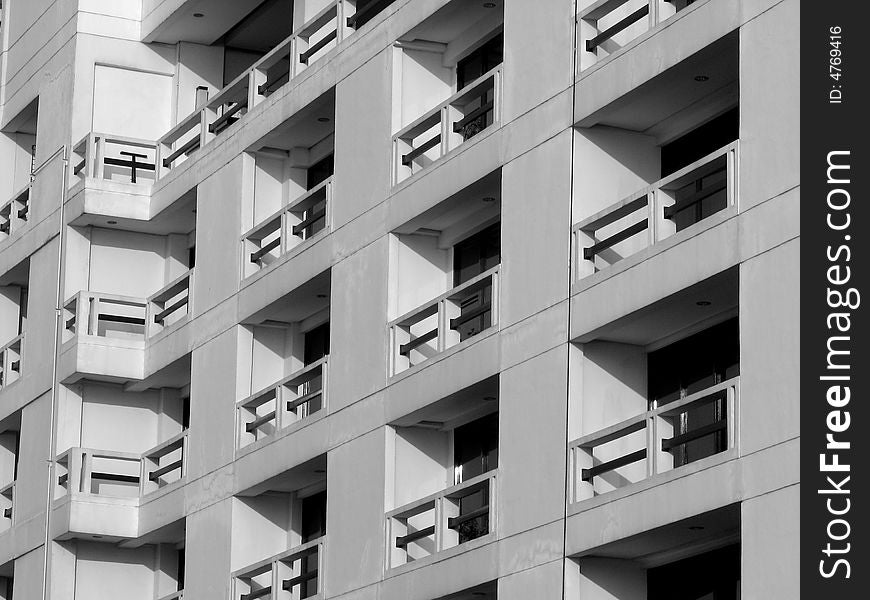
xmin=389 ymin=266 xmax=499 ymax=375
xmin=237 ymin=357 xmax=328 ymax=448
xmin=393 ymin=65 xmax=502 ymax=184
xmin=0 ymin=481 xmax=14 ymax=531
xmin=0 ymin=334 xmax=23 ymax=391
xmin=156 ymin=591 xmax=184 ymax=600
xmin=242 ymin=177 xmax=333 ymax=278
xmin=569 ymin=377 xmax=738 ymax=502
xmin=71 ymin=133 xmax=158 ymax=186
xmin=387 ymin=470 xmax=497 ymax=568
xmin=578 ymin=0 xmax=698 ymax=70
xmin=573 ymin=141 xmax=737 ymax=280
xmin=63 ymin=291 xmax=148 ymax=342
xmin=55 ymin=433 xmax=190 ymax=500
xmin=157 ymin=3 xmax=343 ymax=176
xmin=0 ymin=184 xmax=30 ymax=240
xmin=141 ymin=430 xmax=189 ymax=495
xmin=233 ymin=537 xmax=324 ymax=600
xmin=146 ymin=269 xmax=193 ymax=337
xmin=345 ymin=0 xmax=397 ymax=29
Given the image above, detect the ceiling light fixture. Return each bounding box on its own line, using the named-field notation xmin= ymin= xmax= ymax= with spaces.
xmin=696 ymin=300 xmax=712 ymax=306
xmin=107 ymin=220 xmax=117 ymax=225
xmin=688 ymin=525 xmax=705 ymax=531
xmin=694 ymin=75 xmax=710 ymax=82
xmin=193 ymin=13 xmax=204 ymax=18
xmin=483 ymin=2 xmax=497 ymax=7
xmin=482 ymin=196 xmax=496 ymax=203
xmin=317 ymin=117 xmax=331 ymax=123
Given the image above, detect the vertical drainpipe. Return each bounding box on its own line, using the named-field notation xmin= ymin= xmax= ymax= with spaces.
xmin=38 ymin=143 xmax=69 ymax=600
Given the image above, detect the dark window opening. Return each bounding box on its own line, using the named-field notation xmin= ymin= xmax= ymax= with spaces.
xmin=188 ymin=246 xmax=196 ymax=269
xmin=648 ymin=318 xmax=738 ymax=467
xmin=661 ymin=108 xmax=738 ymax=177
xmin=648 ymin=544 xmax=740 ymax=600
xmin=304 ymin=323 xmax=330 ymax=365
xmin=181 ymin=396 xmax=191 ymax=430
xmin=456 ymin=34 xmax=503 ymax=142
xmin=300 ymin=490 xmax=326 ymax=598
xmin=177 ymin=549 xmax=185 ymax=592
xmin=453 ymin=412 xmax=497 ymax=543
xmin=451 ymin=224 xmax=500 ymax=342
xmin=307 ymin=155 xmax=334 ymax=190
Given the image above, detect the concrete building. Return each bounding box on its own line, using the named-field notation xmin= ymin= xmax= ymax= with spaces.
xmin=0 ymin=0 xmax=799 ymax=599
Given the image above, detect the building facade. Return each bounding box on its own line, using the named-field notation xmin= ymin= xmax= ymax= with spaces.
xmin=0 ymin=1 xmax=799 ymax=599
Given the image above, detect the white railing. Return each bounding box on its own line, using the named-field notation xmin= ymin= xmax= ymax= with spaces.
xmin=392 ymin=65 xmax=502 ymax=184
xmin=157 ymin=3 xmax=344 ymax=176
xmin=578 ymin=0 xmax=698 ymax=71
xmin=569 ymin=377 xmax=738 ymax=502
xmin=242 ymin=177 xmax=333 ymax=278
xmin=0 ymin=334 xmax=23 ymax=391
xmin=232 ymin=537 xmax=324 ymax=600
xmin=237 ymin=357 xmax=328 ymax=449
xmin=389 ymin=266 xmax=500 ymax=375
xmin=63 ymin=291 xmax=148 ymax=342
xmin=55 ymin=433 xmax=190 ymax=500
xmin=573 ymin=141 xmax=737 ymax=280
xmin=140 ymin=430 xmax=189 ymax=495
xmin=156 ymin=591 xmax=184 ymax=600
xmin=71 ymin=132 xmax=158 ymax=186
xmin=0 ymin=481 xmax=14 ymax=532
xmin=386 ymin=470 xmax=497 ymax=568
xmin=0 ymin=184 xmax=30 ymax=240
xmin=146 ymin=269 xmax=194 ymax=338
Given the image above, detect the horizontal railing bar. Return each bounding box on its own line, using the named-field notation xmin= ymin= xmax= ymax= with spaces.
xmin=149 ymin=270 xmax=193 ymax=303
xmin=347 ymin=0 xmax=394 ymax=28
xmin=399 ymin=328 xmax=437 ymax=356
xmin=390 ymin=266 xmax=500 ymax=328
xmin=401 ymin=134 xmax=441 ymax=166
xmin=663 ymin=179 xmax=727 ymax=220
xmin=259 ymin=70 xmax=290 ymax=96
xmin=583 ymin=219 xmax=647 ymax=261
xmin=99 ymin=313 xmax=146 ymax=326
xmin=579 ymin=0 xmax=636 ymax=22
xmin=572 ymin=414 xmax=647 ymax=449
xmin=449 ymin=301 xmax=492 ymax=330
xmin=298 ymin=2 xmax=338 ymax=37
xmin=447 ymin=505 xmax=489 ymax=529
xmin=586 ymin=5 xmax=649 ymax=52
xmin=143 ymin=431 xmax=187 ymax=458
xmin=654 ymin=378 xmax=737 ymax=417
xmin=162 ymin=136 xmax=200 ymax=168
xmin=251 ymin=237 xmax=281 ymax=263
xmin=581 ymin=448 xmax=646 ymax=481
xmin=286 ymin=388 xmax=322 ymax=411
xmin=241 ymin=586 xmax=271 ymax=600
xmin=395 ymin=525 xmax=435 ymax=548
xmin=233 ymin=538 xmax=323 ymax=578
xmin=149 ymin=458 xmax=184 ymax=481
xmin=0 ymin=334 xmax=24 ymax=354
xmin=103 ymin=157 xmax=156 ymax=171
xmin=246 ymin=410 xmax=277 ymax=433
xmin=158 ymin=110 xmax=203 ymax=147
xmin=657 ymin=142 xmax=736 ymax=191
xmin=239 ymin=357 xmax=328 ymax=408
xmin=208 ymin=100 xmax=248 ymax=134
xmin=452 ymin=100 xmax=494 ymax=133
xmin=661 ymin=419 xmax=727 ymax=451
xmin=153 ymin=296 xmax=189 ymax=324
xmin=91 ymin=472 xmax=140 ymax=484
xmin=576 ymin=195 xmax=647 ymax=233
xmin=299 ymin=29 xmax=337 ymax=64
xmin=291 ymin=207 xmax=326 ymax=236
xmin=281 ymin=568 xmax=318 ymax=590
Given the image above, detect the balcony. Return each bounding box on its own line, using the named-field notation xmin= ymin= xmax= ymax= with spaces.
xmin=71 ymin=133 xmax=158 ymax=188
xmin=389 ymin=266 xmax=499 ymax=376
xmin=233 ymin=537 xmax=323 ymax=600
xmin=393 ymin=66 xmax=502 ymax=185
xmin=569 ymin=377 xmax=738 ymax=503
xmin=55 ymin=431 xmax=189 ymax=500
xmin=147 ymin=269 xmax=194 ymax=338
xmin=578 ymin=0 xmax=700 ymax=72
xmin=0 ymin=482 xmax=14 ymax=533
xmin=573 ymin=141 xmax=737 ymax=281
xmin=0 ymin=185 xmax=30 ymax=242
xmin=387 ymin=470 xmax=497 ymax=569
xmin=0 ymin=334 xmax=23 ymax=391
xmin=242 ymin=177 xmax=333 ymax=279
xmin=157 ymin=4 xmax=345 ymax=176
xmin=237 ymin=357 xmax=328 ymax=449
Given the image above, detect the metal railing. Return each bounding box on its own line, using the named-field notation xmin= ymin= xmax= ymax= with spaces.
xmin=157 ymin=3 xmax=343 ymax=176
xmin=569 ymin=376 xmax=738 ymax=502
xmin=573 ymin=141 xmax=737 ymax=280
xmin=141 ymin=430 xmax=189 ymax=495
xmin=0 ymin=481 xmax=14 ymax=531
xmin=71 ymin=133 xmax=158 ymax=186
xmin=393 ymin=65 xmax=502 ymax=184
xmin=387 ymin=470 xmax=497 ymax=568
xmin=237 ymin=357 xmax=328 ymax=448
xmin=146 ymin=269 xmax=194 ymax=337
xmin=578 ymin=0 xmax=697 ymax=70
xmin=63 ymin=291 xmax=148 ymax=342
xmin=0 ymin=334 xmax=23 ymax=391
xmin=389 ymin=266 xmax=499 ymax=375
xmin=242 ymin=177 xmax=333 ymax=278
xmin=233 ymin=537 xmax=324 ymax=600
xmin=0 ymin=184 xmax=30 ymax=240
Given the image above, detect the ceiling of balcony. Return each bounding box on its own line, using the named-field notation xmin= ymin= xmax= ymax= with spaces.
xmin=402 ymin=0 xmax=503 ymax=46
xmin=145 ymin=0 xmax=281 ymax=46
xmin=239 ymin=454 xmax=327 ymax=495
xmin=579 ymin=32 xmax=739 ymax=145
xmin=244 ymin=269 xmax=331 ymax=326
xmin=392 ymin=375 xmax=499 ymax=430
xmin=253 ymin=88 xmax=336 ymax=153
xmin=583 ymin=267 xmax=739 ymax=348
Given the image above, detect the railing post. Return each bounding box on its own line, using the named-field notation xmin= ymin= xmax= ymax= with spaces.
xmin=87 ymin=294 xmax=99 ymax=336
xmin=93 ymin=134 xmax=106 ymax=180
xmin=727 ymin=143 xmax=738 ymax=210
xmin=439 ymin=106 xmax=451 ymax=157
xmin=80 ymin=450 xmax=93 ymax=494
xmin=249 ymin=68 xmax=266 ymax=109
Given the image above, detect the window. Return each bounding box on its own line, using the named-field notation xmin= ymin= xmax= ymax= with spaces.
xmin=453 ymin=412 xmax=497 ymax=543
xmin=452 ymin=223 xmax=500 ymax=342
xmin=456 ymin=34 xmax=503 ymax=141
